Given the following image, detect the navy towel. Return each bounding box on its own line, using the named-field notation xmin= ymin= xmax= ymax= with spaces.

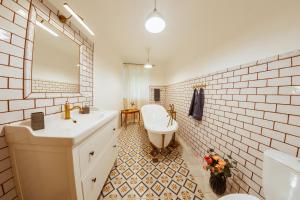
xmin=189 ymin=88 xmax=205 ymax=121
xmin=188 ymin=89 xmax=197 ymax=116
xmin=154 ymin=88 xmax=160 ymax=101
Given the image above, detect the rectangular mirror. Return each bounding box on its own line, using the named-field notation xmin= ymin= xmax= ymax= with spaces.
xmin=32 ymin=18 xmax=80 ymax=93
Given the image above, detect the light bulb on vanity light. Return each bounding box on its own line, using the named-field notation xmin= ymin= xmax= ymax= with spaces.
xmin=145 ymin=0 xmax=166 ymax=33
xmin=36 ymin=21 xmax=59 ymax=37
xmin=63 ymin=3 xmax=95 ymax=36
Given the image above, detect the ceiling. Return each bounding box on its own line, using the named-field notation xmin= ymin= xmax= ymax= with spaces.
xmin=48 ymin=0 xmax=298 ymax=67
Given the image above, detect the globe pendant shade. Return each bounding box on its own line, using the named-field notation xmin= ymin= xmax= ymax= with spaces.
xmin=145 ymin=10 xmax=166 ymax=33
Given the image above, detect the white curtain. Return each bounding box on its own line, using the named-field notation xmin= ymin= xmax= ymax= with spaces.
xmin=123 ymin=64 xmax=150 ymax=109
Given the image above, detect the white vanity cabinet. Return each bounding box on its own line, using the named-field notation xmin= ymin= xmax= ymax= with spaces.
xmin=5 ymin=110 xmax=118 ymax=200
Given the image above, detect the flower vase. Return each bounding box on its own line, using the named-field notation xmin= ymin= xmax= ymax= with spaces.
xmin=209 ymin=173 xmax=227 ymax=195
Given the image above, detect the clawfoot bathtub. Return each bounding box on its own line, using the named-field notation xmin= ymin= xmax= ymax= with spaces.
xmin=141 ymin=104 xmax=178 ymax=149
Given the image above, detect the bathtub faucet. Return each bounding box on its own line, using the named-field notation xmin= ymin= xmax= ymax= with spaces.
xmin=167 ymin=104 xmax=175 ymax=127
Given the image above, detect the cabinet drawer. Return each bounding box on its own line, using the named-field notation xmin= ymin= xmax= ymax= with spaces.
xmin=81 ymin=137 xmax=117 ymax=200
xmin=79 ymin=119 xmax=116 ymax=176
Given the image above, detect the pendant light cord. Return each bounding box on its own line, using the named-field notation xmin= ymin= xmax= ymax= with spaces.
xmin=154 ymin=0 xmax=157 ymax=11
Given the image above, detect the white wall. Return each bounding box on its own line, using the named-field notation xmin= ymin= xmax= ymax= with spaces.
xmin=148 ymin=65 xmax=166 ymax=86
xmin=93 ymin=44 xmax=123 ymax=111
xmin=165 ymin=0 xmax=300 ymax=84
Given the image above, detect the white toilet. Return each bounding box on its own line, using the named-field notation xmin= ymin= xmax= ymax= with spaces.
xmin=219 ymin=149 xmax=300 ymax=200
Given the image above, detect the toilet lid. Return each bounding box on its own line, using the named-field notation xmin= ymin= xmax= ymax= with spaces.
xmin=218 ymin=194 xmax=260 ymax=200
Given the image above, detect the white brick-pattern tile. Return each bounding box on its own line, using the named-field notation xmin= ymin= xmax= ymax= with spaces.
xmin=165 ymin=50 xmax=300 ymax=199
xmin=0 ymin=0 xmax=94 ymax=199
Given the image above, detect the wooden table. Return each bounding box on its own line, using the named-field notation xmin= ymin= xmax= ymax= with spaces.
xmin=120 ymin=109 xmax=141 ymax=127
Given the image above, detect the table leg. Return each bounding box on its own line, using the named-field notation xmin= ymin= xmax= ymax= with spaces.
xmin=120 ymin=113 xmax=123 ymax=126
xmin=125 ymin=113 xmax=128 ymax=128
xmin=134 ymin=112 xmax=136 ymax=123
xmin=138 ymin=112 xmax=140 ymax=125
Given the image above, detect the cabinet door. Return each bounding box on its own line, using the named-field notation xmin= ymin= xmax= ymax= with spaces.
xmin=79 ymin=120 xmax=116 ymax=176
xmin=81 ymin=137 xmax=117 ymax=200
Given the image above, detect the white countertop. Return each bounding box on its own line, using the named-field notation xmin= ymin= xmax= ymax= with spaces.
xmin=5 ymin=109 xmax=118 ymax=146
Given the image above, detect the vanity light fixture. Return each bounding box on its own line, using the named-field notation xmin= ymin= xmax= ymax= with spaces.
xmin=36 ymin=21 xmax=59 ymax=37
xmin=145 ymin=0 xmax=166 ymax=33
xmin=144 ymin=48 xmax=153 ymax=69
xmin=63 ymin=3 xmax=95 ymax=36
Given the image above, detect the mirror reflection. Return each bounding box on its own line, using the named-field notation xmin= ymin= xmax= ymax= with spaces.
xmin=32 ymin=19 xmax=80 ymax=93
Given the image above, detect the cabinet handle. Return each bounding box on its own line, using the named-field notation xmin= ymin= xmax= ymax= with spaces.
xmin=113 ymin=128 xmax=116 ymax=131
xmin=89 ymin=151 xmax=95 ymax=156
xmin=113 ymin=145 xmax=117 ymax=148
xmin=92 ymin=178 xmax=97 ymax=183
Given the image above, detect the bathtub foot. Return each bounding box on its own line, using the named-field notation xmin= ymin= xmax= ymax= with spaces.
xmin=170 ymin=133 xmax=179 ymax=148
xmin=151 ymin=148 xmax=159 ymax=157
xmin=171 ymin=140 xmax=179 ymax=148
xmin=151 ymin=149 xmax=159 ymax=163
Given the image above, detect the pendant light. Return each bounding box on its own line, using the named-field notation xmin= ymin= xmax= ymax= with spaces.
xmin=145 ymin=0 xmax=166 ymax=33
xmin=144 ymin=48 xmax=153 ymax=69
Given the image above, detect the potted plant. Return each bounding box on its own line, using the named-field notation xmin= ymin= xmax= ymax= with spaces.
xmin=203 ymin=149 xmax=237 ymax=195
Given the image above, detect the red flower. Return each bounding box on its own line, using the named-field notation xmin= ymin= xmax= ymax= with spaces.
xmin=204 ymin=155 xmax=213 ymax=165
xmin=204 ymin=155 xmax=210 ymax=160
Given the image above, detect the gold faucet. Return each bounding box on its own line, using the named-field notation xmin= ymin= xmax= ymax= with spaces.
xmin=64 ymin=101 xmax=83 ymax=119
xmin=167 ymin=104 xmax=175 ymax=127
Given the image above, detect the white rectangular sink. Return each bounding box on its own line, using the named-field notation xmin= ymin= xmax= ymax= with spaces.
xmin=5 ymin=109 xmax=118 ymax=146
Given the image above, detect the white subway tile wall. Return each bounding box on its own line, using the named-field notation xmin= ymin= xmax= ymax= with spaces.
xmin=0 ymin=0 xmax=94 ymax=199
xmin=165 ymin=51 xmax=300 ymax=199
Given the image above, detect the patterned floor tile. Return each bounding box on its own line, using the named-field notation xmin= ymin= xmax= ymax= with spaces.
xmin=165 ymin=167 xmax=176 ymax=178
xmin=109 ymin=169 xmax=120 ymax=180
xmin=178 ymin=166 xmax=189 ymax=177
xmin=117 ymin=182 xmax=131 ymax=198
xmin=151 ymin=181 xmax=165 ymax=196
xmin=137 ymin=168 xmax=148 ymax=179
xmin=127 ymin=175 xmax=141 ymax=188
xmin=158 ymin=174 xmax=172 ymax=187
xmin=134 ymin=181 xmax=149 ymax=197
xmin=168 ymin=180 xmax=182 ymax=195
xmin=131 ymin=163 xmax=142 ymax=172
xmin=101 ymin=182 xmax=114 ymax=197
xmin=126 ymin=158 xmax=135 ymax=167
xmin=150 ymin=168 xmax=162 ymax=179
xmin=144 ymin=163 xmax=155 ymax=173
xmin=99 ymin=124 xmax=205 ymax=200
xmin=110 ymin=175 xmax=125 ymax=188
xmin=161 ymin=188 xmax=178 ymax=200
xmin=174 ymin=172 xmax=186 ymax=185
xmin=143 ymin=173 xmax=156 ymax=187
xmin=122 ymin=168 xmax=134 ymax=179
xmin=157 ymin=162 xmax=168 ymax=172
xmin=184 ymin=179 xmax=197 ymax=193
